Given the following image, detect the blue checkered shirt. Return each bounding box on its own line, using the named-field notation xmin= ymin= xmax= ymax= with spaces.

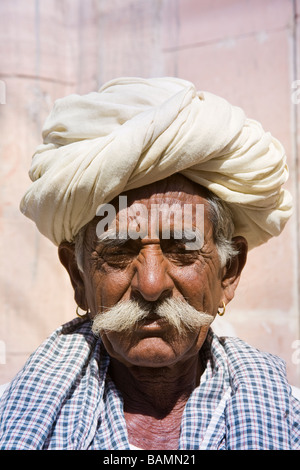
xmin=0 ymin=318 xmax=299 ymax=449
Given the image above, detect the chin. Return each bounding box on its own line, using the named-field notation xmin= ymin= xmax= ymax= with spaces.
xmin=115 ymin=336 xmax=192 ymax=369
xmin=102 ymin=328 xmax=203 ymax=369
xmin=127 ymin=352 xmax=177 ymax=368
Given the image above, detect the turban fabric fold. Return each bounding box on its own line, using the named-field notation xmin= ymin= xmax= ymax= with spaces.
xmin=20 ymin=77 xmax=292 ymax=250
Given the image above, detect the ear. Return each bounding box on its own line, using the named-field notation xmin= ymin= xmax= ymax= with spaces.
xmin=220 ymin=236 xmax=248 ymax=306
xmin=58 ymin=241 xmax=88 ymax=310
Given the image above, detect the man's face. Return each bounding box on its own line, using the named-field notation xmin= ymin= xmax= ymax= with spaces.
xmin=77 ymin=178 xmax=229 ymax=369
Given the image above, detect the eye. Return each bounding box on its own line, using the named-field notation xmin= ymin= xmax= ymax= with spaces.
xmin=161 ymin=240 xmax=200 ymax=265
xmin=99 ymin=243 xmax=137 ymax=269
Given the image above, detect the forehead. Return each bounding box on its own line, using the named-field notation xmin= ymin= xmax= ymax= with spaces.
xmin=86 ymin=175 xmax=213 ymax=244
xmin=120 ymin=174 xmax=210 ymax=207
xmin=109 ymin=174 xmax=212 ymax=224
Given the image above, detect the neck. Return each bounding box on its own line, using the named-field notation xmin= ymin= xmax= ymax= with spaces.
xmin=109 ymin=355 xmax=203 ymax=417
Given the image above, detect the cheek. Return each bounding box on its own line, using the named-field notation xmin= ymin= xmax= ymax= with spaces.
xmin=194 ymin=326 xmax=211 ymax=352
xmin=172 ymin=264 xmax=222 ymax=314
xmin=84 ymin=268 xmax=132 ymax=316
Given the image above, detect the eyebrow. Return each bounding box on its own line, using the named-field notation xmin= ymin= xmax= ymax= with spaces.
xmin=96 ymin=229 xmax=129 ymax=247
xmin=96 ymin=227 xmax=204 ymax=249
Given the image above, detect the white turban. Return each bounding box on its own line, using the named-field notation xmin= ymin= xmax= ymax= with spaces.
xmin=20 ymin=77 xmax=292 ymax=250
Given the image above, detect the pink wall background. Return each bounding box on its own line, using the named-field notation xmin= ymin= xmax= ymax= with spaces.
xmin=0 ymin=0 xmax=299 ymax=386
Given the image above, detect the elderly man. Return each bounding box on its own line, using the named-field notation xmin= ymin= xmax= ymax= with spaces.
xmin=0 ymin=77 xmax=299 ymax=450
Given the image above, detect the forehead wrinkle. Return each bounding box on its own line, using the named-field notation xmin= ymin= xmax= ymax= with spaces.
xmin=125 ymin=190 xmax=208 ymax=209
xmin=96 ymin=236 xmax=129 ymax=248
xmin=113 ymin=173 xmax=211 ymax=206
xmin=84 ymin=176 xmax=214 ymax=246
xmin=86 ymin=203 xmax=211 ymax=247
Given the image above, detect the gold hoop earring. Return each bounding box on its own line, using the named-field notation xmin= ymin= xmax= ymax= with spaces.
xmin=218 ymin=301 xmax=226 ymax=316
xmin=76 ymin=306 xmax=89 ymax=319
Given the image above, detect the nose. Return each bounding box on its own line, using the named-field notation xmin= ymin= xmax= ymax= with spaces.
xmin=131 ymin=245 xmax=174 ymax=302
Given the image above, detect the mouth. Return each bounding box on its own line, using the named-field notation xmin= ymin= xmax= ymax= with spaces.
xmin=135 ymin=313 xmax=170 ymax=333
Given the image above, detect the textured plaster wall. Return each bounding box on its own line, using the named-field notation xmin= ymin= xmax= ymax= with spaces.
xmin=0 ymin=0 xmax=299 ymax=386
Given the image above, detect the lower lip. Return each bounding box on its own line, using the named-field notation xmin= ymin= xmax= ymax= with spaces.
xmin=136 ymin=318 xmax=169 ymax=333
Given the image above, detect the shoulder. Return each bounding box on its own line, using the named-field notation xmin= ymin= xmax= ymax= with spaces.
xmin=0 ymin=317 xmax=98 ymax=401
xmin=215 ymin=334 xmax=300 ymax=449
xmin=291 ymin=386 xmax=300 ymax=401
xmin=219 ymin=335 xmax=287 ymax=377
xmin=0 ymin=383 xmax=9 ymax=400
xmin=216 ymin=334 xmax=293 ymax=406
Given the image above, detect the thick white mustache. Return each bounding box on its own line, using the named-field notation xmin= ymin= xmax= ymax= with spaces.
xmin=91 ymin=297 xmax=213 ymax=337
